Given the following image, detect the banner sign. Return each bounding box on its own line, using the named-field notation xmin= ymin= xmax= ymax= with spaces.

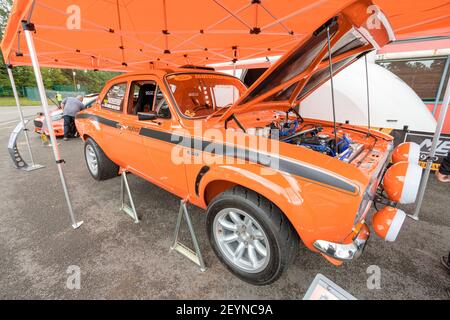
xmin=403 ymin=131 xmax=450 ymax=170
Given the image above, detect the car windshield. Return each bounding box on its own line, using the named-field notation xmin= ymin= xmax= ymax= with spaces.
xmin=166 ymin=73 xmax=246 ymax=118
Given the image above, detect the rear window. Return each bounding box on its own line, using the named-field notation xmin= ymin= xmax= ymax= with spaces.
xmin=101 ymin=83 xmax=127 ymax=112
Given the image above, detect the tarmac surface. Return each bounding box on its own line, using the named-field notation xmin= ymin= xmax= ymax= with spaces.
xmin=0 ymin=108 xmax=449 ymax=300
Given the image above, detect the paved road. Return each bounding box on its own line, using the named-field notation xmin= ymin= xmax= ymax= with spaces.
xmin=0 ymin=105 xmax=57 ymax=128
xmin=0 ymin=107 xmax=449 ymax=299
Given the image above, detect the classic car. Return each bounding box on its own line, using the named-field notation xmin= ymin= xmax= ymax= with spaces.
xmin=75 ymin=1 xmax=422 ymax=285
xmin=34 ymin=94 xmax=98 ymax=136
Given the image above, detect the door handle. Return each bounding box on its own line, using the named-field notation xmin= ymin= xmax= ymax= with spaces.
xmin=116 ymin=123 xmax=128 ymax=134
xmin=116 ymin=123 xmax=128 ymax=130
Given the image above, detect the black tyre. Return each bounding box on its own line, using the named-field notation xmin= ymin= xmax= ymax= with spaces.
xmin=206 ymin=186 xmax=299 ymax=285
xmin=84 ymin=137 xmax=119 ymax=181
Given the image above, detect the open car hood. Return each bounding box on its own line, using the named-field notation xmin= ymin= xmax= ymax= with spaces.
xmin=219 ymin=0 xmax=395 ymax=120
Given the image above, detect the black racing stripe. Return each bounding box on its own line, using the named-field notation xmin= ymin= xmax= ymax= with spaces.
xmin=140 ymin=127 xmax=174 ymax=143
xmin=76 ymin=114 xmax=118 ymax=128
xmin=140 ymin=127 xmax=357 ymax=193
xmin=277 ymin=159 xmax=357 ymax=193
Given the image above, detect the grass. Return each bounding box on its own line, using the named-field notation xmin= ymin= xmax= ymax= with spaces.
xmin=0 ymin=97 xmax=54 ymax=106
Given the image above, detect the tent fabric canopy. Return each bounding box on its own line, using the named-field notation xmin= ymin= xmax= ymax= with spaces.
xmin=1 ymin=0 xmax=450 ymax=72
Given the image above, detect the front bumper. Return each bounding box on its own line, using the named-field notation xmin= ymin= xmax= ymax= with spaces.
xmin=34 ymin=124 xmax=64 ymax=136
xmin=313 ymin=223 xmax=370 ymax=261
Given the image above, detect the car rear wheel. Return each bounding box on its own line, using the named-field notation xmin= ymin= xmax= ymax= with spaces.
xmin=206 ymin=186 xmax=299 ymax=285
xmin=84 ymin=138 xmax=119 ymax=181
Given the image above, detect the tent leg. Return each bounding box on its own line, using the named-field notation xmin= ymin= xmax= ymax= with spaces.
xmin=23 ymin=24 xmax=83 ymax=230
xmin=410 ymin=73 xmax=450 ymax=220
xmin=6 ymin=65 xmax=44 ymax=172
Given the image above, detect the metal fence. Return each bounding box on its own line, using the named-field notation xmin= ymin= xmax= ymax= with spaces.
xmin=0 ymin=85 xmax=86 ymax=101
xmin=25 ymin=87 xmax=86 ymax=101
xmin=0 ymin=86 xmax=26 ymax=97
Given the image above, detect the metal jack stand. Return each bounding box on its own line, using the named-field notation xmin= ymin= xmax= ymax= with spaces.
xmin=120 ymin=171 xmax=139 ymax=223
xmin=171 ymin=199 xmax=207 ymax=272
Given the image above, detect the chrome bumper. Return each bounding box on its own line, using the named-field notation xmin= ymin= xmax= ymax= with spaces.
xmin=313 ymin=223 xmax=370 ymax=261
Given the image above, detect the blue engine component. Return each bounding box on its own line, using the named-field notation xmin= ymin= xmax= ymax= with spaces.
xmin=300 ymin=142 xmax=331 ymax=154
xmin=278 ymin=122 xmax=355 ymax=161
xmin=279 ymin=119 xmax=298 ymax=137
xmin=296 ymin=132 xmax=353 ymax=159
xmin=336 ymin=134 xmax=352 ymax=159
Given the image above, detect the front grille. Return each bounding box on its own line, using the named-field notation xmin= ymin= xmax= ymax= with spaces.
xmin=34 ymin=120 xmax=43 ymax=128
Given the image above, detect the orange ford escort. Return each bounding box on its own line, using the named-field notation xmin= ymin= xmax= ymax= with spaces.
xmin=76 ymin=1 xmax=422 ymax=285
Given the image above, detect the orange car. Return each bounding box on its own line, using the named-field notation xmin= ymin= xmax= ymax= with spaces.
xmin=34 ymin=94 xmax=98 ymax=137
xmin=75 ymin=1 xmax=422 ymax=285
xmin=34 ymin=109 xmax=65 ymax=136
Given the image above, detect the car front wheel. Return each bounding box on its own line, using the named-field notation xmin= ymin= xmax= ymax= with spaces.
xmin=206 ymin=186 xmax=299 ymax=285
xmin=84 ymin=138 xmax=119 ymax=181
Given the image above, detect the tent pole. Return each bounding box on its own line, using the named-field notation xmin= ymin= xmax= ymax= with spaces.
xmin=6 ymin=64 xmax=41 ymax=169
xmin=23 ymin=22 xmax=83 ymax=229
xmin=410 ymin=71 xmax=450 ymax=220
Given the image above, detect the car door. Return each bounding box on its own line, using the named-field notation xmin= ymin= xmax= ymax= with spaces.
xmin=112 ymin=79 xmax=158 ymax=176
xmin=96 ymin=81 xmax=129 ymax=168
xmin=117 ymin=76 xmax=189 ymax=198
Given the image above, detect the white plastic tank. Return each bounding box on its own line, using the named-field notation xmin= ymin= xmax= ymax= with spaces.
xmin=300 ymin=54 xmax=437 ymax=133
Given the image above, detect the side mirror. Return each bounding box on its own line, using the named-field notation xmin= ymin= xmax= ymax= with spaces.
xmin=138 ymin=111 xmax=158 ymax=121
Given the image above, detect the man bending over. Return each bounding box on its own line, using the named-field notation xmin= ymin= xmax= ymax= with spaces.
xmin=61 ymin=95 xmax=84 ymax=141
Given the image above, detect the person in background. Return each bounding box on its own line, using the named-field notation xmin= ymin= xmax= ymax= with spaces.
xmin=61 ymin=95 xmax=84 ymax=141
xmin=55 ymin=92 xmax=63 ymax=109
xmin=436 ymin=151 xmax=450 ymax=182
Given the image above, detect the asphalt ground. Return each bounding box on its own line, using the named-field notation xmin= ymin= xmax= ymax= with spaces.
xmin=0 ymin=108 xmax=449 ymax=299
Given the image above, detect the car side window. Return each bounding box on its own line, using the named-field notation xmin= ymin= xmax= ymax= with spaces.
xmin=128 ymin=80 xmax=157 ymax=115
xmin=127 ymin=80 xmax=171 ymax=119
xmin=101 ymin=83 xmax=127 ymax=112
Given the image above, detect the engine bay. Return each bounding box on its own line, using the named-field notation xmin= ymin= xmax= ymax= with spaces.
xmin=247 ymin=117 xmax=365 ymax=163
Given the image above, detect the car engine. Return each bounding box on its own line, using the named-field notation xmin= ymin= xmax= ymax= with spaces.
xmin=247 ymin=119 xmax=364 ymax=163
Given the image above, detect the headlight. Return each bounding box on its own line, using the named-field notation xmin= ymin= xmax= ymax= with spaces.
xmin=372 ymin=206 xmax=406 ymax=242
xmin=392 ymin=142 xmax=420 ymax=164
xmin=382 ymin=161 xmax=422 ymax=204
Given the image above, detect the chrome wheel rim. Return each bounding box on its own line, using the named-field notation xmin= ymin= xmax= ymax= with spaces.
xmin=85 ymin=144 xmax=98 ymax=176
xmin=213 ymin=208 xmax=270 ymax=273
